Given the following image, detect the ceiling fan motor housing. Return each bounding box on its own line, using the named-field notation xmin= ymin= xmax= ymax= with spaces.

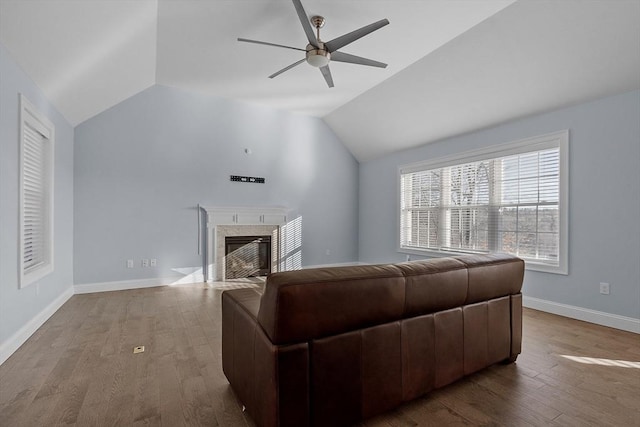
xmin=306 ymin=42 xmax=330 ymax=67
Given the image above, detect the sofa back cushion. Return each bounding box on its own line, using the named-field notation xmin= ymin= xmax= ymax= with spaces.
xmin=257 ymin=264 xmax=405 ymax=345
xmin=257 ymin=254 xmax=524 ymax=345
xmin=454 ymin=253 xmax=525 ymax=304
xmin=396 ymin=257 xmax=468 ymax=317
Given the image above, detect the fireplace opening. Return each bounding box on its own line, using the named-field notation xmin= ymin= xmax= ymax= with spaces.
xmin=225 ymin=235 xmax=272 ymax=279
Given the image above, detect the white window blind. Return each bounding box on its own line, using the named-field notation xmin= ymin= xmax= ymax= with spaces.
xmin=19 ymin=95 xmax=54 ymax=287
xmin=400 ymin=131 xmax=568 ymax=274
xmin=23 ymin=124 xmax=47 ymax=271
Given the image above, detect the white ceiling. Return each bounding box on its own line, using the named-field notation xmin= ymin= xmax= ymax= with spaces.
xmin=1 ymin=0 xmax=639 ymax=162
xmin=326 ymin=0 xmax=640 ymax=160
xmin=0 ymin=0 xmax=158 ymax=127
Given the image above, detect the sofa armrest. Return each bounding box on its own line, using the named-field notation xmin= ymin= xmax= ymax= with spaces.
xmin=222 ymin=289 xmax=310 ymax=427
xmin=222 ymin=289 xmax=262 ymax=411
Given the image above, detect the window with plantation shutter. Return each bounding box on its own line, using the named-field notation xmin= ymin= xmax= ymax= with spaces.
xmin=19 ymin=95 xmax=54 ymax=287
xmin=399 ymin=131 xmax=568 ymax=274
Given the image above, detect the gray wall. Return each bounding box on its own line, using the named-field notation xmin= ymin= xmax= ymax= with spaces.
xmin=0 ymin=44 xmax=74 ymax=346
xmin=74 ymin=85 xmax=359 ymax=285
xmin=359 ymin=90 xmax=640 ymax=319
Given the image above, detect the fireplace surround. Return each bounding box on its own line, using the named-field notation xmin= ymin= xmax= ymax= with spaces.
xmin=201 ymin=207 xmax=288 ymax=282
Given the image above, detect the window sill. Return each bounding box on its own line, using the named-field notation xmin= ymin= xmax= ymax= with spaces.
xmin=20 ymin=263 xmax=54 ymax=288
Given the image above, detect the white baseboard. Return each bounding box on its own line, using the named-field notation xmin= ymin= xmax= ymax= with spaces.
xmin=523 ymin=296 xmax=640 ymax=334
xmin=0 ymin=286 xmax=74 ymax=366
xmin=74 ymin=276 xmax=187 ymax=294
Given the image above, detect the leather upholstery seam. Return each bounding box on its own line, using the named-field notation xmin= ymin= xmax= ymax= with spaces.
xmin=270 ymin=273 xmax=404 ymax=287
xmin=399 ymin=266 xmax=467 ymax=277
xmin=460 ymin=259 xmax=524 ymax=268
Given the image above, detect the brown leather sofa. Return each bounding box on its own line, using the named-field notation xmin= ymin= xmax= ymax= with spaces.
xmin=222 ymin=253 xmax=524 ymax=427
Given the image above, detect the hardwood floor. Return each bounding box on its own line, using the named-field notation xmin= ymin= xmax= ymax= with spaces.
xmin=1 ymin=282 xmax=638 ymax=426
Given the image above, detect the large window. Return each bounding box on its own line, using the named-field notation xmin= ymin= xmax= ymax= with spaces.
xmin=19 ymin=94 xmax=55 ymax=287
xmin=399 ymin=131 xmax=568 ymax=274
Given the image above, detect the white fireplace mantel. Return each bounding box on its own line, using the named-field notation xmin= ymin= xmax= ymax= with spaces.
xmin=200 ymin=206 xmax=288 ymax=281
xmin=202 ymin=206 xmax=288 ymax=227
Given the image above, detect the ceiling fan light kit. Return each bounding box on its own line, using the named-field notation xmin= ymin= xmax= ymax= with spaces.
xmin=306 ymin=45 xmax=330 ymax=68
xmin=238 ymin=0 xmax=389 ymax=88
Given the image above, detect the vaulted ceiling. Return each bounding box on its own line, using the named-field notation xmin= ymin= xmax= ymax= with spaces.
xmin=1 ymin=0 xmax=639 ymax=161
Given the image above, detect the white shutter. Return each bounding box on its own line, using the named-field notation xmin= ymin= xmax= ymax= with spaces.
xmin=22 ymin=124 xmax=47 ymax=271
xmin=19 ymin=94 xmax=54 ymax=287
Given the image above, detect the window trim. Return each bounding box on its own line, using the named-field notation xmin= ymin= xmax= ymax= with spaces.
xmin=19 ymin=94 xmax=55 ymax=288
xmin=397 ymin=130 xmax=569 ymax=275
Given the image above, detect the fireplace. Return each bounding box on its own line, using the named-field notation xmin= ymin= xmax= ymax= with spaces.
xmin=212 ymin=224 xmax=280 ymax=281
xmin=201 ymin=206 xmax=287 ymax=282
xmin=225 ymin=235 xmax=272 ymax=279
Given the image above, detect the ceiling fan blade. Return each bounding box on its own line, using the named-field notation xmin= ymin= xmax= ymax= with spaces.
xmin=324 ymin=19 xmax=389 ymax=53
xmin=320 ymin=65 xmax=334 ymax=88
xmin=292 ymin=0 xmax=319 ymax=48
xmin=238 ymin=38 xmax=306 ymax=52
xmin=330 ymin=51 xmax=387 ymax=68
xmin=269 ymin=58 xmax=306 ymax=79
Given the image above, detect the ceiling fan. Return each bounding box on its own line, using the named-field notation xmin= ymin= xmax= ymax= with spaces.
xmin=238 ymin=0 xmax=390 ymax=88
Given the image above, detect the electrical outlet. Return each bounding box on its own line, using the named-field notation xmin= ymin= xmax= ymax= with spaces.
xmin=142 ymin=259 xmax=149 ymax=267
xmin=127 ymin=259 xmax=134 ymax=268
xmin=599 ymin=282 xmax=610 ymax=295
xmin=150 ymin=258 xmax=157 ymax=267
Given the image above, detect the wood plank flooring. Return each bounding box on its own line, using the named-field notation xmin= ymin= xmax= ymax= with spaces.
xmin=1 ymin=281 xmax=638 ymax=426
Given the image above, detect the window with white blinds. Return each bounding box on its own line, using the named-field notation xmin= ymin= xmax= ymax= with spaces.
xmin=19 ymin=95 xmax=54 ymax=287
xmin=399 ymin=131 xmax=568 ymax=274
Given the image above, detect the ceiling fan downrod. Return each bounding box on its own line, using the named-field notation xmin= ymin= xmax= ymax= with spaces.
xmin=306 ymin=15 xmax=329 ymax=68
xmin=311 ymin=15 xmax=325 ymax=40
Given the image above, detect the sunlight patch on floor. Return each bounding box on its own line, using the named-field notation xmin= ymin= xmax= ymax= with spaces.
xmin=207 ymin=278 xmax=265 ymax=291
xmin=560 ymin=354 xmax=640 ymax=368
xmin=169 ymin=266 xmax=204 ymax=285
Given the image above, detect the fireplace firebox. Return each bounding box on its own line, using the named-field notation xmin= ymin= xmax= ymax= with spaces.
xmin=225 ymin=235 xmax=272 ymax=279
